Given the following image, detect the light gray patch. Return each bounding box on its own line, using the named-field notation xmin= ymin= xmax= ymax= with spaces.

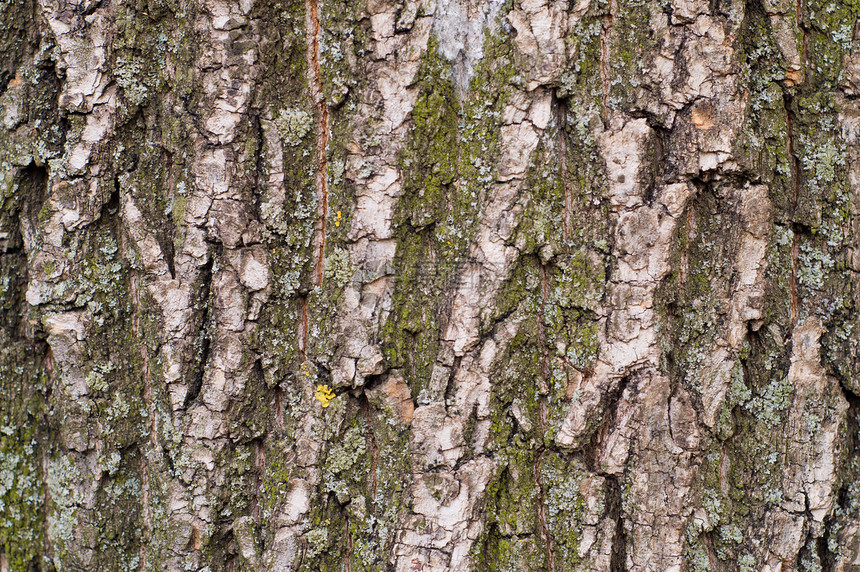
xmin=432 ymin=0 xmax=506 ymax=93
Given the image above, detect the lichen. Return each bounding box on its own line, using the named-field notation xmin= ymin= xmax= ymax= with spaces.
xmin=797 ymin=242 xmax=834 ymax=291
xmin=323 ymin=247 xmax=353 ymax=288
xmin=274 ymin=108 xmax=314 ymax=146
xmin=314 ymin=384 xmax=335 ymax=408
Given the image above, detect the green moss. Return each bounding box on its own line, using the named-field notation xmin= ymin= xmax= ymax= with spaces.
xmin=558 ymin=17 xmax=604 ymax=110
xmin=541 ymin=453 xmax=587 ymax=566
xmin=734 ymin=4 xmax=796 ymax=214
xmin=322 ymin=424 xmax=367 ymax=503
xmin=298 ymin=392 xmax=411 ymax=572
xmin=323 ymin=247 xmax=354 ymax=289
xmin=383 ymin=32 xmax=515 ymax=396
xmin=606 ymin=0 xmax=658 ymax=110
xmin=715 ymin=360 xmax=751 ymax=440
xmin=45 ymin=455 xmax=83 ymax=565
xmin=797 ymin=242 xmax=834 ymax=291
xmin=474 ymin=445 xmax=545 ymax=570
xmin=683 ymin=303 xmax=822 ymax=566
xmin=688 ymin=545 xmax=711 ymax=572
xmin=804 ymin=0 xmax=860 ymax=89
xmin=112 ymin=0 xmax=183 ymax=109
xmin=656 ymin=185 xmax=759 ymax=400
xmin=0 ymin=346 xmax=46 ymax=572
xmin=171 ymin=192 xmax=187 ymax=227
xmin=475 ymin=448 xmax=589 ymax=570
xmin=397 ymin=37 xmax=461 ymax=231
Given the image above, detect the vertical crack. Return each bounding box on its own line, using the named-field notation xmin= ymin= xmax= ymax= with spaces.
xmin=298 ymin=0 xmax=327 ymax=359
xmin=535 ymin=450 xmax=555 ymax=572
xmin=600 ymin=21 xmax=611 ymax=124
xmin=40 ymin=344 xmax=54 ymax=564
xmin=40 ymin=441 xmax=53 ymax=564
xmin=783 ymin=93 xmax=801 ymax=330
xmin=298 ymin=295 xmax=309 ymax=361
xmin=361 ymin=394 xmax=379 ymax=498
xmin=127 ymin=263 xmax=157 ymax=447
xmin=785 ymin=97 xmax=800 ymax=211
xmin=680 ymin=206 xmax=693 ymax=286
xmin=126 ymin=264 xmax=154 ymax=572
xmin=306 ymin=0 xmax=330 ymax=287
xmin=120 ymin=206 xmax=157 ymax=571
xmin=275 ymin=388 xmax=285 ymax=431
xmin=538 ymin=264 xmax=550 ymax=394
xmin=702 ymin=529 xmax=718 ymax=571
xmin=186 ymin=256 xmax=213 ymax=408
xmin=556 ymin=98 xmax=571 ymax=241
xmin=252 ymin=437 xmax=265 ymax=521
xmin=607 ymin=476 xmax=626 ymax=572
xmin=444 ymin=356 xmax=463 ymax=404
xmin=795 ymin=0 xmax=808 ymax=74
xmin=599 ymin=0 xmax=616 ymax=126
xmin=536 ymin=263 xmax=554 ymax=571
xmin=790 ymin=225 xmax=800 ymax=329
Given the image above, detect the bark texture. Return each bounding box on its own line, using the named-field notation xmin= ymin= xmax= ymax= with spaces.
xmin=2 ymin=0 xmax=860 ymax=568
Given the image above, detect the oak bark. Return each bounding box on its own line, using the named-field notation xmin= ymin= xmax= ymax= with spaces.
xmin=2 ymin=0 xmax=860 ymax=569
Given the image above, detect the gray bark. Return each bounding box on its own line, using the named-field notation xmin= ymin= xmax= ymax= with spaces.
xmin=1 ymin=0 xmax=860 ymax=569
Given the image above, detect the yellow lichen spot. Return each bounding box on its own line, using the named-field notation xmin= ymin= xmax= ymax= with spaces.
xmin=314 ymin=384 xmax=335 ymax=408
xmin=334 ymin=210 xmax=342 ymax=227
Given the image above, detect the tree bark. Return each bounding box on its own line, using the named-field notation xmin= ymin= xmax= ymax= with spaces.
xmin=2 ymin=0 xmax=860 ymax=568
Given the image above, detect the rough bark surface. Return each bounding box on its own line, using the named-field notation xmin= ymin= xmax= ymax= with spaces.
xmin=2 ymin=0 xmax=860 ymax=568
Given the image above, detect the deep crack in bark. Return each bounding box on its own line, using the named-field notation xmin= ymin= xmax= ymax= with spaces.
xmin=556 ymin=97 xmax=571 ymax=241
xmin=784 ymin=92 xmax=801 ymax=330
xmin=362 ymin=393 xmax=379 ymax=498
xmin=608 ymin=475 xmax=626 ymax=572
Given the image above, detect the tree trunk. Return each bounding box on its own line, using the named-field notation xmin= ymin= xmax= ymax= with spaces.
xmin=2 ymin=0 xmax=860 ymax=568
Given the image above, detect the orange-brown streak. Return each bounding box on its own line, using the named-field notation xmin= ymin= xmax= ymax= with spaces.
xmin=786 ymin=101 xmax=800 ymax=329
xmin=298 ymin=295 xmax=309 ymax=360
xmin=600 ymin=23 xmax=611 ymax=122
xmin=307 ymin=0 xmax=330 ymax=286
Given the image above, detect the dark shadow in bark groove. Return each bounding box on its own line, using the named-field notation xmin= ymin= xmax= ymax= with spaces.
xmin=186 ymin=255 xmax=215 ymax=408
xmin=356 ymin=388 xmax=380 ymax=497
xmin=817 ymin=524 xmax=834 ymax=572
xmin=701 ymin=529 xmax=719 ymax=571
xmin=4 ymin=164 xmax=48 ymax=338
xmin=251 ymin=435 xmax=266 ymax=522
xmin=820 ymin=384 xmax=860 ymax=570
xmin=584 ymin=373 xmax=634 ymax=472
xmin=606 ymin=475 xmax=626 ymax=572
xmin=21 ymin=162 xmax=50 ymax=228
xmin=444 ymin=355 xmax=463 ymax=405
